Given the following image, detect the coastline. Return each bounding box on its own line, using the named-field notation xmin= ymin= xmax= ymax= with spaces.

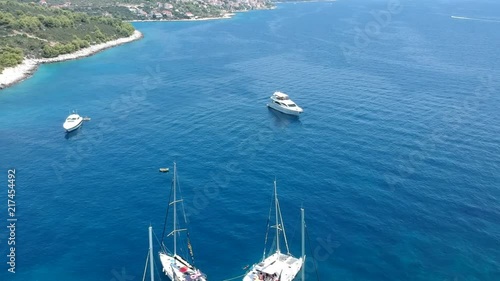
xmin=0 ymin=5 xmax=277 ymax=90
xmin=0 ymin=30 xmax=143 ymax=90
xmin=127 ymin=6 xmax=277 ymax=23
xmin=274 ymin=0 xmax=336 ymax=3
xmin=128 ymin=13 xmax=236 ymax=23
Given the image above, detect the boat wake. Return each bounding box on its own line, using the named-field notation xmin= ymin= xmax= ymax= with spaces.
xmin=451 ymin=15 xmax=500 ymax=23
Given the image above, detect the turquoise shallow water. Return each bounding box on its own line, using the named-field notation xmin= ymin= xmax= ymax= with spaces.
xmin=1 ymin=0 xmax=499 ymax=280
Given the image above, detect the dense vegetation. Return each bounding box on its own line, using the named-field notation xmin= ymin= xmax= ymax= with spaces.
xmin=0 ymin=1 xmax=135 ymax=72
xmin=0 ymin=46 xmax=24 ymax=73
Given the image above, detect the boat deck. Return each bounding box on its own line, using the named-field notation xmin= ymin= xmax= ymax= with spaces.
xmin=244 ymin=252 xmax=303 ymax=281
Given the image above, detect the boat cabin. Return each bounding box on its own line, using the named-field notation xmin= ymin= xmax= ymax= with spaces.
xmin=272 ymin=91 xmax=290 ymax=100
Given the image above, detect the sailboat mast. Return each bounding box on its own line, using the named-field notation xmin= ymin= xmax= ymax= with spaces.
xmin=301 ymin=207 xmax=306 ymax=281
xmin=274 ymin=180 xmax=280 ymax=254
xmin=173 ymin=162 xmax=177 ymax=256
xmin=149 ymin=225 xmax=155 ymax=281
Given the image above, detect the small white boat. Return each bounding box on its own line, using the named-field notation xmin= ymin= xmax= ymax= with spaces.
xmin=267 ymin=91 xmax=303 ymax=116
xmin=63 ymin=112 xmax=83 ymax=132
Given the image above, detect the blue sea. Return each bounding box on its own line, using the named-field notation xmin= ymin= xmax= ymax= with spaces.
xmin=1 ymin=0 xmax=499 ymax=280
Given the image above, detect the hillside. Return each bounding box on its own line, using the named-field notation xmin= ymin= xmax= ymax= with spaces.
xmin=16 ymin=0 xmax=274 ymax=21
xmin=0 ymin=1 xmax=135 ymax=72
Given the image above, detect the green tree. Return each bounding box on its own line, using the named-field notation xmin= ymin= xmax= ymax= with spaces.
xmin=42 ymin=44 xmax=59 ymax=58
xmin=0 ymin=46 xmax=24 ymax=69
xmin=94 ymin=26 xmax=107 ymax=42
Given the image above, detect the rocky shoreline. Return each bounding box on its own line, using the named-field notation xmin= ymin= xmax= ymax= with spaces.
xmin=128 ymin=12 xmax=236 ymax=22
xmin=0 ymin=30 xmax=143 ymax=90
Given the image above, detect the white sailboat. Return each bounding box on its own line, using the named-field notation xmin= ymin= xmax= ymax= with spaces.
xmin=159 ymin=163 xmax=207 ymax=281
xmin=243 ymin=180 xmax=306 ymax=281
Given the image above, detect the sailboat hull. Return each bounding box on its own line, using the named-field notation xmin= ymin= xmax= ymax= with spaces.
xmin=243 ymin=252 xmax=303 ymax=281
xmin=243 ymin=180 xmax=305 ymax=281
xmin=159 ymin=253 xmax=207 ymax=281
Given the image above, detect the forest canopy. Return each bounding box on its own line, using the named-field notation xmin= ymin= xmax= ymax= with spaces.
xmin=0 ymin=1 xmax=135 ymax=72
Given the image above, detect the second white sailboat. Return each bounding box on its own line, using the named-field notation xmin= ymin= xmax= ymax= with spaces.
xmin=243 ymin=180 xmax=305 ymax=281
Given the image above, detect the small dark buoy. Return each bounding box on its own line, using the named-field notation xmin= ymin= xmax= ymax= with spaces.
xmin=159 ymin=168 xmax=169 ymax=173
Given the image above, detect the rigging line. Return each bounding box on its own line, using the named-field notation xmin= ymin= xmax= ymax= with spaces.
xmin=289 ymin=211 xmax=301 ymax=246
xmin=262 ymin=216 xmax=271 ymax=260
xmin=153 ymin=255 xmax=162 ymax=281
xmin=142 ymin=250 xmax=149 ymax=281
xmin=175 ymin=171 xmax=195 ymax=262
xmin=306 ymin=224 xmax=321 ymax=281
xmin=161 ymin=174 xmax=174 ymax=244
xmin=262 ymin=187 xmax=275 ymax=260
xmin=153 ymin=230 xmax=168 ymax=253
xmin=221 ymin=273 xmax=247 ymax=281
xmin=278 ymin=198 xmax=290 ymax=254
xmin=178 ymin=177 xmax=189 ymax=225
xmin=176 ymin=172 xmax=196 ymax=264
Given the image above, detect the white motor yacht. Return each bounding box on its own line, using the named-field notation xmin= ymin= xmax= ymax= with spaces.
xmin=63 ymin=112 xmax=83 ymax=132
xmin=267 ymin=91 xmax=303 ymax=116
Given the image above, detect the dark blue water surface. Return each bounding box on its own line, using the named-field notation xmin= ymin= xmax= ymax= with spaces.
xmin=1 ymin=0 xmax=499 ymax=280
